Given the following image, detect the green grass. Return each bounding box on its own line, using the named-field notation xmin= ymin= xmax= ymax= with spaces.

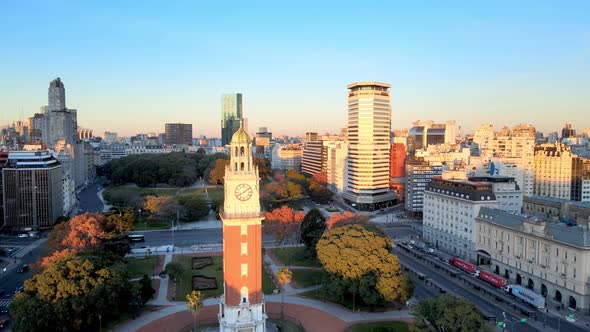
xmin=269 ymin=247 xmax=321 ymax=268
xmin=291 ymin=269 xmax=324 ymax=288
xmin=133 ymin=217 xmax=171 ymax=231
xmin=298 ymin=289 xmax=389 ymax=312
xmin=344 ymin=321 xmax=410 ymax=332
xmin=175 ymin=255 xmax=224 ymax=300
xmin=126 ymin=256 xmax=161 ymax=278
xmin=174 ymin=255 xmax=275 ymax=300
xmin=177 ymin=187 xmax=224 ymax=201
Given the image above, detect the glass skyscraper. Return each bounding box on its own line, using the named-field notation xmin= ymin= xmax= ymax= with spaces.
xmin=221 ymin=93 xmax=243 ymax=146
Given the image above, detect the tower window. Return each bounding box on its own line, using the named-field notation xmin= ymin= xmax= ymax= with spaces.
xmin=240 ymin=146 xmax=245 ymax=156
xmin=240 ymin=162 xmax=244 ymax=171
xmin=241 ymin=242 xmax=248 ymax=255
xmin=235 ymin=147 xmax=238 ymax=157
xmin=241 ymin=224 xmax=247 ymax=235
xmin=241 ymin=264 xmax=248 ymax=277
xmin=234 ymin=162 xmax=237 ymax=171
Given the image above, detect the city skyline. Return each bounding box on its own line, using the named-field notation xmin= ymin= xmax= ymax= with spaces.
xmin=1 ymin=1 xmax=589 ymax=137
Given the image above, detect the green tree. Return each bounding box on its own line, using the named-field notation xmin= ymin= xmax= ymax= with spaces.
xmin=103 ymin=208 xmax=135 ymax=234
xmin=164 ymin=261 xmax=185 ymax=282
xmin=209 ymin=158 xmax=228 ymax=185
xmin=139 ymin=274 xmax=156 ymax=304
xmin=186 ymin=290 xmax=204 ymax=332
xmin=300 ymin=208 xmax=326 ymax=256
xmin=275 ymin=267 xmax=292 ymax=319
xmin=316 ymin=225 xmax=411 ymax=307
xmin=411 ymin=295 xmax=490 ymax=332
xmin=178 ymin=196 xmax=210 ymax=221
xmin=254 ymin=157 xmax=272 ymax=180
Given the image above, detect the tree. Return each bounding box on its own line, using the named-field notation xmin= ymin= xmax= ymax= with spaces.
xmin=186 ymin=290 xmax=203 ymax=332
xmin=178 ymin=196 xmax=210 ymax=221
xmin=254 ymin=157 xmax=272 ymax=180
xmin=300 ymin=208 xmax=326 ymax=255
xmin=411 ymin=295 xmax=489 ymax=332
xmin=275 ymin=267 xmax=292 ymax=319
xmin=164 ymin=261 xmax=185 ymax=282
xmin=62 ymin=212 xmax=107 ymax=251
xmin=263 ymin=206 xmax=305 ymax=246
xmin=326 ymin=211 xmax=369 ymax=230
xmin=143 ymin=195 xmax=177 ymax=222
xmin=316 ymin=224 xmax=411 ymax=306
xmin=208 ymin=158 xmax=228 ymax=185
xmin=103 ymin=208 xmax=135 ymax=234
xmin=139 ymin=274 xmax=156 ymax=304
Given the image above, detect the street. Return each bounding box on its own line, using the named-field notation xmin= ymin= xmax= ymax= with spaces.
xmin=137 ymin=228 xmax=277 ymax=248
xmin=77 ymin=182 xmax=105 ymax=213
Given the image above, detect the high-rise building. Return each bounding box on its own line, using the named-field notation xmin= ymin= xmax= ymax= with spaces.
xmin=562 ymin=123 xmax=576 ymax=139
xmin=219 ymin=127 xmax=267 ymax=331
xmin=324 ymin=140 xmax=349 ymax=193
xmin=0 ymin=152 xmax=8 ymax=227
xmin=2 ymin=150 xmax=63 ymax=231
xmin=42 ymin=78 xmax=78 ymax=147
xmin=221 ymin=93 xmax=243 ymax=146
xmin=305 ymin=132 xmax=318 ymax=142
xmin=533 ymin=143 xmax=586 ymax=201
xmin=164 ymin=123 xmax=193 ymax=146
xmin=301 ymin=140 xmax=323 ymax=175
xmin=407 ymin=120 xmax=458 ymax=152
xmin=405 ymin=156 xmax=443 ymax=214
xmin=342 ymin=82 xmax=395 ymax=210
xmin=28 ymin=113 xmax=45 ymax=143
xmin=390 ymin=143 xmax=406 ymax=201
xmin=473 ymin=123 xmax=495 ymax=152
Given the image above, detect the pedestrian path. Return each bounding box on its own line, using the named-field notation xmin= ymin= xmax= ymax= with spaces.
xmin=150 ymin=253 xmax=173 ymax=305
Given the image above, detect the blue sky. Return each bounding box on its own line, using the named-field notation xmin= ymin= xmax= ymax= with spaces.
xmin=1 ymin=1 xmax=589 ymax=137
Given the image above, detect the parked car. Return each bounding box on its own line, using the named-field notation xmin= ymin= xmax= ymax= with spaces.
xmin=18 ymin=234 xmax=28 ymax=238
xmin=14 ymin=286 xmax=24 ymax=294
xmin=17 ymin=264 xmax=29 ymax=273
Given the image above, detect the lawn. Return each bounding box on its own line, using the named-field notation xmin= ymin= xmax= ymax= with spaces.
xmin=290 ymin=269 xmax=323 ymax=288
xmin=103 ymin=185 xmax=180 ymax=205
xmin=177 ymin=187 xmax=224 ymax=201
xmin=126 ymin=256 xmax=161 ymax=278
xmin=174 ymin=255 xmax=275 ymax=300
xmin=268 ymin=247 xmax=321 ymax=268
xmin=297 ymin=289 xmax=396 ymax=312
xmin=344 ymin=321 xmax=410 ymax=332
xmin=133 ymin=216 xmax=171 ymax=230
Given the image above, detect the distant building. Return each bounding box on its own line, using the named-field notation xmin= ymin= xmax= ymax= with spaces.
xmin=221 ymin=93 xmax=243 ymax=146
xmin=305 ymin=132 xmax=318 ymax=142
xmin=2 ymin=150 xmax=63 ymax=231
xmin=405 ymin=156 xmax=443 ymax=214
xmin=342 ymin=82 xmax=396 ymax=210
xmin=42 ymin=78 xmax=78 ymax=147
xmin=165 ymin=123 xmax=193 ymax=146
xmin=271 ymin=144 xmax=303 ymax=171
xmin=0 ymin=151 xmax=8 ymax=227
xmin=407 ymin=120 xmax=458 ymax=152
xmin=390 ymin=143 xmax=406 ymax=201
xmin=562 ymin=123 xmax=576 ymax=139
xmin=522 ymin=195 xmax=590 ymax=227
xmin=475 ymin=208 xmax=590 ymax=313
xmin=102 ymin=131 xmax=118 ymax=143
xmin=324 ymin=140 xmax=348 ymax=193
xmin=533 ymin=143 xmax=587 ymax=201
xmin=301 ymin=140 xmax=323 ymax=175
xmin=78 ymin=128 xmax=93 ymax=140
xmin=473 ymin=123 xmax=495 ymax=152
xmin=27 ymin=113 xmax=45 ymax=143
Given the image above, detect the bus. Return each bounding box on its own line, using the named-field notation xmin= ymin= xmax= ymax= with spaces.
xmin=128 ymin=234 xmax=145 ymax=242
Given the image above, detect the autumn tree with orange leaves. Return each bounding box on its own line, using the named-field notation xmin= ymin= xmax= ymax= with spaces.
xmin=263 ymin=206 xmax=305 ymax=246
xmin=326 ymin=211 xmax=369 ymax=230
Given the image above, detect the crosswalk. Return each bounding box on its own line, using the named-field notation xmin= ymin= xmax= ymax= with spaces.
xmin=0 ymin=298 xmax=11 ymax=310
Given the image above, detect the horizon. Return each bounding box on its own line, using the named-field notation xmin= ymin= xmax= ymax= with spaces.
xmin=1 ymin=1 xmax=589 ymax=137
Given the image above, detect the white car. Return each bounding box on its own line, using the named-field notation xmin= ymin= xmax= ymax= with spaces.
xmin=18 ymin=234 xmax=28 ymax=238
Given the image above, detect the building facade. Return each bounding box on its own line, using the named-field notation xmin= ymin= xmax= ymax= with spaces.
xmin=405 ymin=156 xmax=443 ymax=214
xmin=533 ymin=143 xmax=586 ymax=201
xmin=165 ymin=123 xmax=193 ymax=146
xmin=219 ymin=127 xmax=267 ymax=331
xmin=271 ymin=144 xmax=303 ymax=171
xmin=221 ymin=93 xmax=243 ymax=146
xmin=343 ymin=82 xmax=395 ymax=210
xmin=475 ymin=208 xmax=590 ymax=313
xmin=301 ymin=140 xmax=323 ymax=175
xmin=2 ymin=151 xmax=63 ymax=230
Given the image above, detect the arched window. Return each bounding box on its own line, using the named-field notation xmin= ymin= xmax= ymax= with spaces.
xmin=569 ymin=296 xmax=576 ymax=310
xmin=527 ymin=278 xmax=534 ymax=290
xmin=555 ymin=290 xmax=562 ymax=302
xmin=234 ymin=162 xmax=238 ymax=171
xmin=240 ymin=162 xmax=244 ymax=171
xmin=235 ymin=147 xmax=238 ymax=157
xmin=240 ymin=146 xmax=245 ymax=156
xmin=541 ymin=284 xmax=547 ymax=297
xmin=516 ymin=274 xmax=522 ymax=285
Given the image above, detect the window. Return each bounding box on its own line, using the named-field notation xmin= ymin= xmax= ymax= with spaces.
xmin=241 ymin=224 xmax=247 ymax=235
xmin=241 ymin=243 xmax=248 ymax=255
xmin=241 ymin=264 xmax=248 ymax=277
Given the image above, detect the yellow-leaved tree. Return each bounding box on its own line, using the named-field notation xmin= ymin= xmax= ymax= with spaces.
xmin=316 ymin=224 xmax=411 ymax=307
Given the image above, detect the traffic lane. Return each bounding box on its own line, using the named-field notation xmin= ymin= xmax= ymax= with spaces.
xmin=78 ymin=182 xmax=104 ymax=213
xmin=381 ymin=226 xmax=421 ymax=241
xmin=0 ymin=244 xmax=45 ymax=294
xmin=394 ymin=249 xmax=542 ymax=332
xmin=0 ymin=236 xmax=37 ymax=247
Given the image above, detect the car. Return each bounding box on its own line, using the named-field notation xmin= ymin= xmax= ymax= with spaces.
xmin=17 ymin=264 xmax=29 ymax=273
xmin=14 ymin=286 xmax=24 ymax=294
xmin=18 ymin=234 xmax=28 ymax=238
xmin=565 ymin=314 xmax=577 ymax=322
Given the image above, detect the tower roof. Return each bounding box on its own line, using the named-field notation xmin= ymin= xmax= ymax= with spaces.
xmin=231 ymin=127 xmax=251 ymax=144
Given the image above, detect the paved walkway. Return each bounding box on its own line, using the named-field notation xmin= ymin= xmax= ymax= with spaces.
xmin=112 ymin=247 xmax=413 ymax=331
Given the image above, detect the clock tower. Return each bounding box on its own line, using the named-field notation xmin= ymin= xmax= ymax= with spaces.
xmin=219 ymin=126 xmax=267 ymax=332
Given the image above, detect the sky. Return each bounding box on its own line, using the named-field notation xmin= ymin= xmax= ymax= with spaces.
xmin=1 ymin=1 xmax=589 ymax=138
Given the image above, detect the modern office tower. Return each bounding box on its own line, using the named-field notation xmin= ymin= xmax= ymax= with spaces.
xmin=2 ymin=150 xmax=64 ymax=231
xmin=405 ymin=156 xmax=443 ymax=215
xmin=423 ymin=175 xmax=499 ymax=261
xmin=164 ymin=123 xmax=193 ymax=146
xmin=533 ymin=143 xmax=586 ymax=201
xmin=219 ymin=127 xmax=267 ymax=331
xmin=43 ymin=78 xmax=78 ymax=147
xmin=324 ymin=140 xmax=349 ymax=193
xmin=475 ymin=208 xmax=590 ymax=312
xmin=473 ymin=123 xmax=495 ymax=151
xmin=221 ymin=93 xmax=243 ymax=146
xmin=254 ymin=128 xmax=272 ymax=156
xmin=562 ymin=123 xmax=576 ymax=139
xmin=390 ymin=143 xmax=406 ymax=201
xmin=0 ymin=152 xmax=7 ymax=227
xmin=78 ymin=128 xmax=93 ymax=140
xmin=342 ymin=82 xmax=396 ymax=210
xmin=302 ymin=140 xmax=323 ymax=175
xmin=271 ymin=144 xmax=303 ymax=171
xmin=407 ymin=120 xmax=458 ymax=152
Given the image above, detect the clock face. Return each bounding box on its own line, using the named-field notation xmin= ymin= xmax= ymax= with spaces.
xmin=235 ymin=183 xmax=253 ymax=201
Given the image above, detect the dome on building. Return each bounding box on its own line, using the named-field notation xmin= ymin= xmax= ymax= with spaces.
xmin=231 ymin=127 xmax=251 ymax=144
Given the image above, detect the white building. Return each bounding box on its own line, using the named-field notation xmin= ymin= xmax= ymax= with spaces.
xmin=342 ymin=82 xmax=395 ymax=210
xmin=475 ymin=208 xmax=590 ymax=313
xmin=323 ymin=140 xmax=348 ymax=193
xmin=533 ymin=143 xmax=586 ymax=201
xmin=473 ymin=123 xmax=495 ymax=151
xmin=270 ymin=144 xmax=303 ymax=171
